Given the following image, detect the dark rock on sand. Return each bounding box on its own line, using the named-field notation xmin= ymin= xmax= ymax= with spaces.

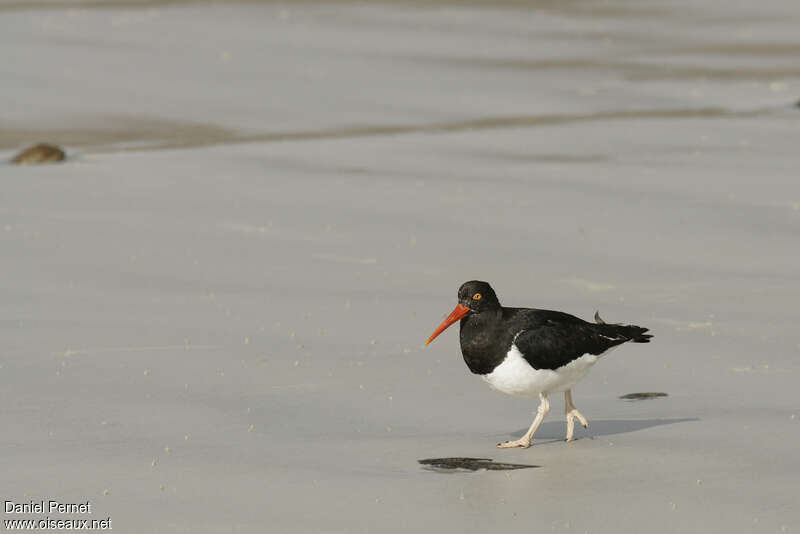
xmin=418 ymin=457 xmax=539 ymax=471
xmin=619 ymin=392 xmax=668 ymax=400
xmin=11 ymin=143 xmax=66 ymax=164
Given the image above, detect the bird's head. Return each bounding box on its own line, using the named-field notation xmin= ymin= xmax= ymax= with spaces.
xmin=426 ymin=280 xmax=500 ymax=345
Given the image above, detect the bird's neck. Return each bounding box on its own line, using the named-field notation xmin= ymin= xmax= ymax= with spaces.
xmin=459 ymin=309 xmax=505 ymax=375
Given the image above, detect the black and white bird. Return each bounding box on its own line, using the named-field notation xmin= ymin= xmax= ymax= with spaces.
xmin=426 ymin=280 xmax=652 ymax=448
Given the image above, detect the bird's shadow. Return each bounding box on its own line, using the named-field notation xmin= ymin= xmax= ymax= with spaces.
xmin=508 ymin=418 xmax=698 ymax=442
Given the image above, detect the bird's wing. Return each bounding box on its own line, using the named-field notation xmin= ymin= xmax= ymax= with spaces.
xmin=513 ymin=316 xmax=649 ymax=371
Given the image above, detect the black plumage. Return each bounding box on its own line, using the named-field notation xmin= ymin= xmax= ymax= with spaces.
xmin=453 ymin=281 xmax=651 ymax=375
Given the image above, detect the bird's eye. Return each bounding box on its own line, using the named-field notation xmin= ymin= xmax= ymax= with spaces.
xmin=472 ymin=293 xmax=482 ymax=301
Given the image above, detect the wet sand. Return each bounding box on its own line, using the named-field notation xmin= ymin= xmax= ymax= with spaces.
xmin=2 ymin=1 xmax=800 ymax=533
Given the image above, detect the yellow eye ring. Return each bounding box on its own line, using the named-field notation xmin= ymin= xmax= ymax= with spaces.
xmin=472 ymin=293 xmax=482 ymax=300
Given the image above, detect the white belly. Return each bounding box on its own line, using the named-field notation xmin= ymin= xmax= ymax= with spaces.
xmin=480 ymin=345 xmax=598 ymax=398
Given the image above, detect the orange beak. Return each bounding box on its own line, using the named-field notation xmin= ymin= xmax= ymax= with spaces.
xmin=425 ymin=303 xmax=470 ymax=346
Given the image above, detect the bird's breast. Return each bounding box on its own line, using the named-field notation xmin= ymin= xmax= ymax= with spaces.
xmin=480 ymin=345 xmax=598 ymax=398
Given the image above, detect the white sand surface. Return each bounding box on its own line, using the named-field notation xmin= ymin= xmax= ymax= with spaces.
xmin=2 ymin=1 xmax=800 ymax=532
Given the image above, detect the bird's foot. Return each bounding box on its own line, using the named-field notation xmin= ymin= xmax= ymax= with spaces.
xmin=565 ymin=409 xmax=589 ymax=442
xmin=497 ymin=438 xmax=532 ymax=449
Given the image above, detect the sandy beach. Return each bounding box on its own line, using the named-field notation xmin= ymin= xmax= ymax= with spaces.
xmin=2 ymin=1 xmax=800 ymax=532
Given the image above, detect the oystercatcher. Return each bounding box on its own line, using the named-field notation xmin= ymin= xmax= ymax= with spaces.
xmin=426 ymin=280 xmax=651 ymax=448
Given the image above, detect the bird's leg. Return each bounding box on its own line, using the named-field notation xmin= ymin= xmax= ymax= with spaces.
xmin=497 ymin=393 xmax=550 ymax=449
xmin=564 ymin=389 xmax=589 ymax=442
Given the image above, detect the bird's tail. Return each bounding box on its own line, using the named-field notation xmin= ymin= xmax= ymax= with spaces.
xmin=623 ymin=325 xmax=652 ymax=343
xmin=595 ymin=311 xmax=652 ymax=343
